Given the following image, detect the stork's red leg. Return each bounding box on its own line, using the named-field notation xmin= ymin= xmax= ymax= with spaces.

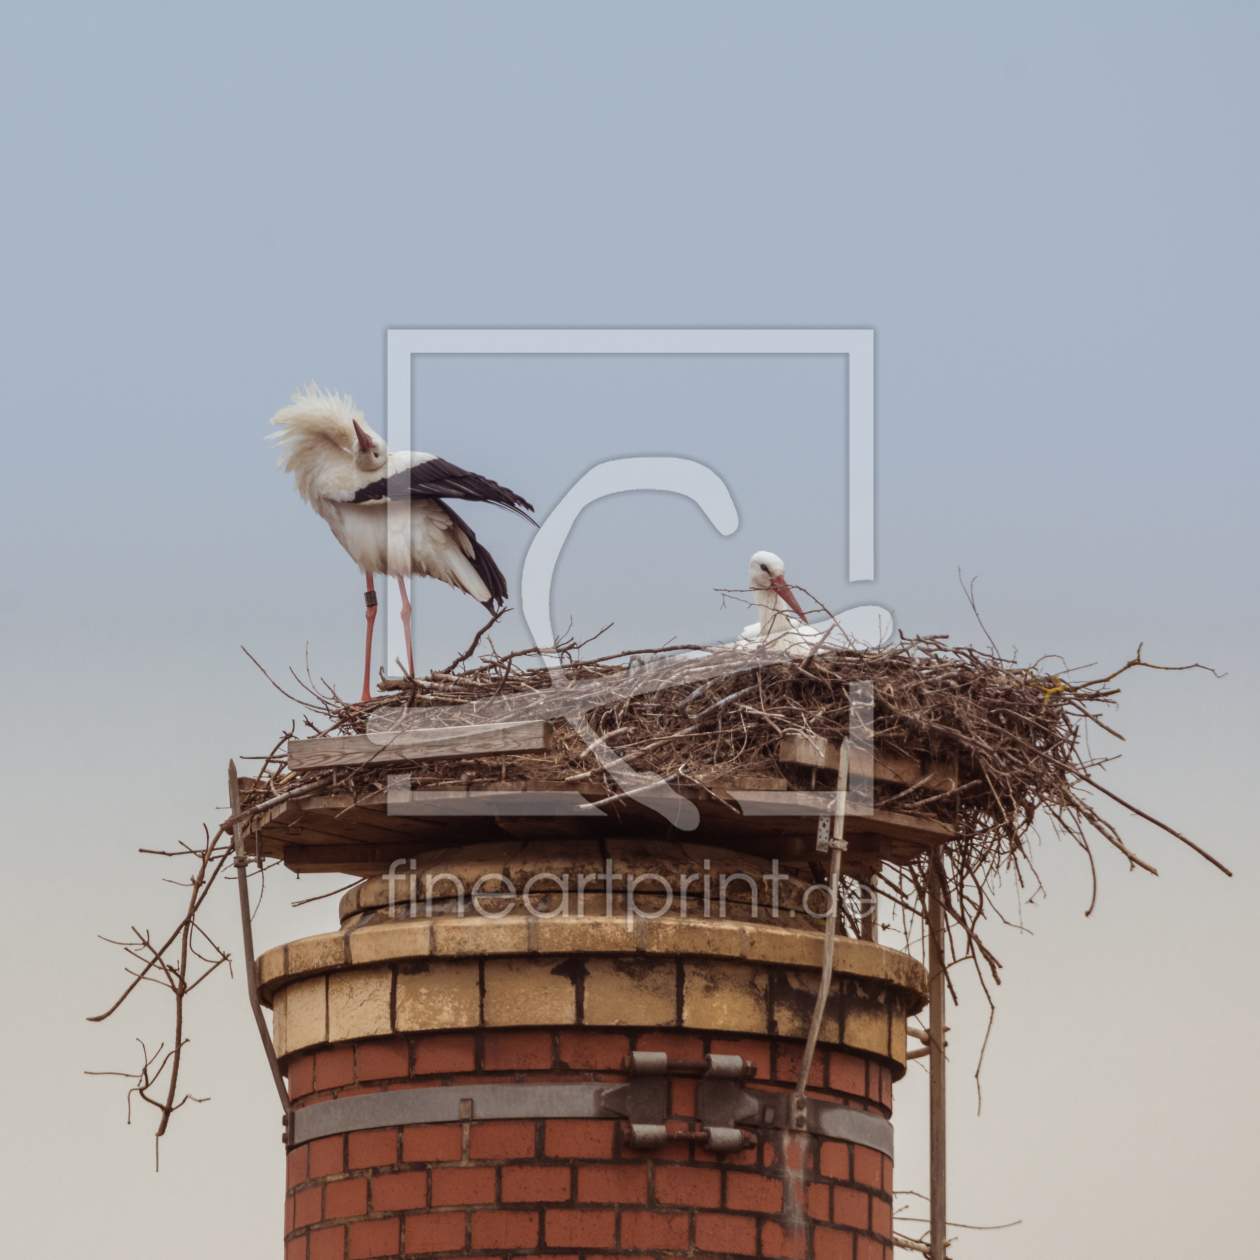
xmin=397 ymin=576 xmax=415 ymax=677
xmin=360 ymin=573 xmax=378 ymax=704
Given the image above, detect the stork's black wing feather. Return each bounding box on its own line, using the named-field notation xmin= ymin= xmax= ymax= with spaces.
xmin=353 ymin=457 xmax=535 ymax=523
xmin=441 ymin=503 xmax=509 ymax=610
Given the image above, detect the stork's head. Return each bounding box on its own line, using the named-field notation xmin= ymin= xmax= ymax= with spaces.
xmin=749 ymin=550 xmax=805 ymax=617
xmin=352 ymin=419 xmax=388 ymax=472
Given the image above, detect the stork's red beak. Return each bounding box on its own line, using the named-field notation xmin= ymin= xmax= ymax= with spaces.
xmin=352 ymin=419 xmax=373 ymax=452
xmin=769 ymin=574 xmax=806 ymax=618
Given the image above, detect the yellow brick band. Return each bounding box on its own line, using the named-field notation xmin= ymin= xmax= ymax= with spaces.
xmin=263 ymin=914 xmax=926 ymax=1078
xmin=258 ymin=913 xmax=926 ymax=1005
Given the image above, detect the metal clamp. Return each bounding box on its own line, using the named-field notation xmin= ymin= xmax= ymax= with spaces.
xmin=606 ymin=1053 xmax=758 ymax=1148
xmin=625 ymin=1123 xmax=754 ymax=1152
xmin=697 ymin=1078 xmax=894 ymax=1160
xmin=623 ymin=1051 xmax=757 ymax=1079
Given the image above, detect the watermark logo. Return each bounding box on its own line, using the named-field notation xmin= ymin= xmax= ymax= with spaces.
xmin=375 ymin=328 xmax=888 ymax=829
xmin=380 ymin=855 xmax=879 ymax=932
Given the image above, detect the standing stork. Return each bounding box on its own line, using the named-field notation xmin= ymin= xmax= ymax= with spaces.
xmin=269 ymin=384 xmax=535 ymax=701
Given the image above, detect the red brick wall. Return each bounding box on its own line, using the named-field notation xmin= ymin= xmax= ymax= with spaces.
xmin=284 ymin=1030 xmax=895 ymax=1260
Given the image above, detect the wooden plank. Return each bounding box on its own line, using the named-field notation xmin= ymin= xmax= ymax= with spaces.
xmin=776 ymin=734 xmax=956 ymax=791
xmin=848 ymin=807 xmax=955 ymax=845
xmin=247 ymin=799 xmax=454 ymax=863
xmin=287 ymin=720 xmax=554 ymax=771
xmin=384 ymin=787 xmax=605 ymax=818
xmin=474 ymin=779 xmax=574 ymax=795
xmin=298 ymin=797 xmax=448 ymax=837
xmin=354 ymin=780 xmax=575 ymax=808
xmin=777 ymin=733 xmax=911 ymax=779
xmin=283 ymin=842 xmax=449 ymax=875
xmin=254 ymin=770 xmax=958 ymax=868
xmin=284 ymin=806 xmax=440 ymax=847
xmin=728 ymin=791 xmax=954 ymax=843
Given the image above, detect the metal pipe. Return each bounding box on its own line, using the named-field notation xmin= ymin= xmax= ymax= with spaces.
xmin=792 ymin=737 xmax=851 ymax=1119
xmin=928 ymin=856 xmax=947 ymax=1260
xmin=858 ymin=874 xmax=879 ymax=943
xmin=229 ymin=761 xmax=293 ymax=1142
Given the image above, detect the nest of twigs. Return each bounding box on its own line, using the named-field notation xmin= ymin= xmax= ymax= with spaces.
xmin=243 ymin=624 xmax=1227 ymax=975
xmin=94 ymin=611 xmax=1228 ymax=1153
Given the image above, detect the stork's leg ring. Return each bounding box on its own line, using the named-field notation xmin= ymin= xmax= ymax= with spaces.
xmin=360 ymin=574 xmax=378 ymax=704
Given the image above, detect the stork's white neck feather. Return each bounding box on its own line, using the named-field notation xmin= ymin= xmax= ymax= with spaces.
xmin=746 ymin=550 xmax=800 ymax=637
xmin=755 ymin=585 xmax=799 ymax=636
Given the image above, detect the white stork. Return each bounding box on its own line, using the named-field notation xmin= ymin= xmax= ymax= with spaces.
xmin=269 ymin=384 xmax=534 ymax=701
xmin=736 ymin=550 xmax=820 ymax=654
xmin=735 ymin=551 xmax=894 ymax=655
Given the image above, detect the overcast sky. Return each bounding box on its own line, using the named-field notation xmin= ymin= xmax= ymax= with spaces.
xmin=0 ymin=3 xmax=1256 ymax=1256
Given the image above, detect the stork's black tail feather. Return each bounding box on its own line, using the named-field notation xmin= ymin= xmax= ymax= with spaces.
xmin=441 ymin=502 xmax=510 ymax=608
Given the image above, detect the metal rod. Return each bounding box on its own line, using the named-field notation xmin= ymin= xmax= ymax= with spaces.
xmin=859 ymin=869 xmax=880 ymax=943
xmin=928 ymin=856 xmax=947 ymax=1260
xmin=793 ymin=737 xmax=851 ymax=1112
xmin=229 ymin=761 xmax=292 ymax=1139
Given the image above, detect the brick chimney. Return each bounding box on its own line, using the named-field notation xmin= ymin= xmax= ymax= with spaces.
xmin=260 ymin=841 xmax=925 ymax=1260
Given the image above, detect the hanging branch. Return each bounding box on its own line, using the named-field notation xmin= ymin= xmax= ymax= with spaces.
xmin=86 ymin=821 xmax=235 ymax=1169
xmin=86 ymin=728 xmax=295 ymax=1165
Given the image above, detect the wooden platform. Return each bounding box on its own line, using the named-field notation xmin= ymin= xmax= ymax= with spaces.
xmin=243 ymin=723 xmax=956 ymax=876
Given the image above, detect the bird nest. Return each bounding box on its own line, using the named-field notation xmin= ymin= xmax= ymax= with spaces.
xmin=93 ymin=621 xmax=1227 ymax=1154
xmin=241 ymin=627 xmax=1227 ymax=975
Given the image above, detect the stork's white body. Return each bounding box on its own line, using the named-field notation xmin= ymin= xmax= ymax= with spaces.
xmin=738 ymin=583 xmax=818 ymax=649
xmin=310 ymin=453 xmax=495 ymax=605
xmin=268 ymin=385 xmax=534 ymax=697
xmin=734 ymin=550 xmax=891 ymax=656
xmin=274 ymin=399 xmax=500 ymax=605
xmin=738 ymin=612 xmax=830 ymax=657
xmin=735 ymin=550 xmax=823 ymax=657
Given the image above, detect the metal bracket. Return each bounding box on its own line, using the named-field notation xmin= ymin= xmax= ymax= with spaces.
xmin=815 ymin=813 xmax=832 ymax=852
xmin=293 ymin=1081 xmax=611 ymax=1147
xmin=289 ymin=1058 xmax=769 ymax=1151
xmin=599 ymin=1075 xmax=669 ymax=1127
xmin=608 ymin=1051 xmax=757 ymax=1147
xmin=696 ymin=1079 xmax=894 ymax=1160
xmin=291 ymin=1078 xmax=670 ymax=1150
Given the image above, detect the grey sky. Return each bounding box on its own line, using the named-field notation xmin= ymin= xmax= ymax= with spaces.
xmin=0 ymin=3 xmax=1255 ymax=1256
